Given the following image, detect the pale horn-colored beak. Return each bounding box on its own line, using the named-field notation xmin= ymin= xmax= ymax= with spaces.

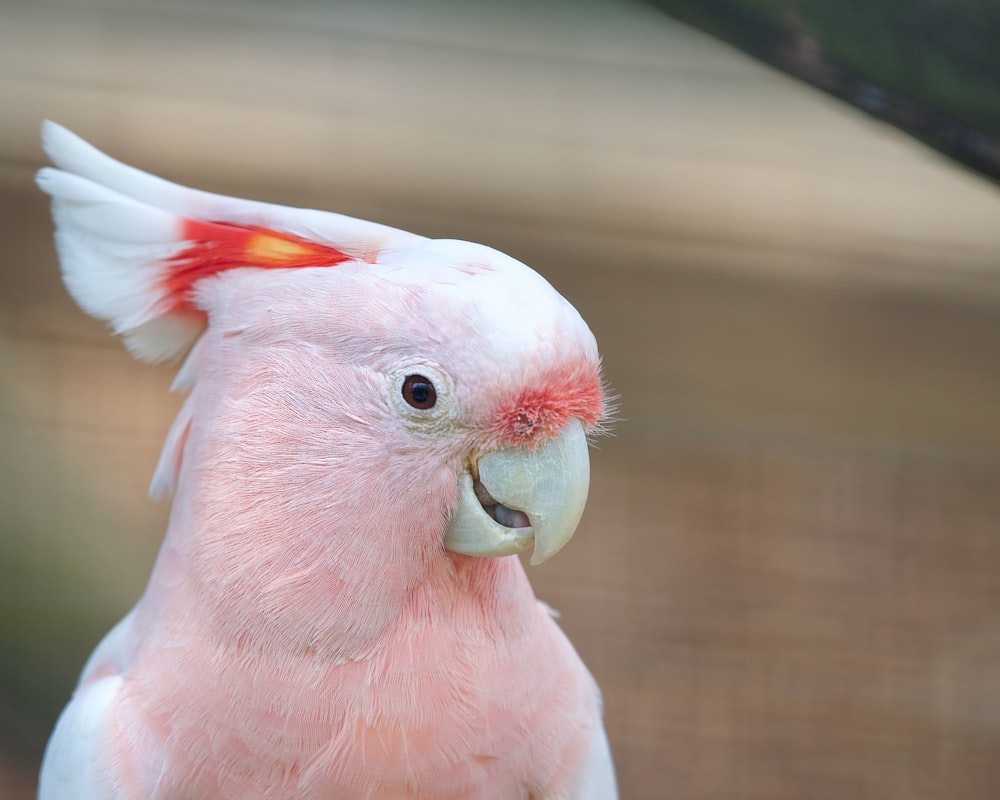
xmin=444 ymin=419 xmax=590 ymax=565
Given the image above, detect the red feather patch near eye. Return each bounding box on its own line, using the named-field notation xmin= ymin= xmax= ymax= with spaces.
xmin=493 ymin=362 xmax=605 ymax=447
xmin=163 ymin=219 xmax=352 ymax=311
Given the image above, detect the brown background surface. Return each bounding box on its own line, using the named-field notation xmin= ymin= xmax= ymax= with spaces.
xmin=2 ymin=1 xmax=1000 ymax=797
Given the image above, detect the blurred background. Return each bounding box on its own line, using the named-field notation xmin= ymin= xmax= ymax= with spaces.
xmin=2 ymin=0 xmax=1000 ymax=797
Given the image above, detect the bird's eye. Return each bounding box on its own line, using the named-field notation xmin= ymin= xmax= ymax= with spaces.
xmin=402 ymin=374 xmax=437 ymax=409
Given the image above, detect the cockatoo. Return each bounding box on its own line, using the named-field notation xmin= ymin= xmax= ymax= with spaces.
xmin=35 ymin=122 xmax=617 ymax=800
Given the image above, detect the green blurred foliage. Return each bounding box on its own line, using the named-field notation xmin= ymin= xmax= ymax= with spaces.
xmin=648 ymin=0 xmax=1000 ymax=132
xmin=0 ymin=385 xmax=129 ymax=763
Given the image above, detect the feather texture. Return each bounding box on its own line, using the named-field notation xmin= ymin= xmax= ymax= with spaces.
xmin=37 ymin=121 xmax=420 ymax=361
xmin=37 ymin=124 xmax=617 ymax=799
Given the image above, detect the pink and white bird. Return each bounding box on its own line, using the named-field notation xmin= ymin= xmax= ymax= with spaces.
xmin=35 ymin=122 xmax=617 ymax=800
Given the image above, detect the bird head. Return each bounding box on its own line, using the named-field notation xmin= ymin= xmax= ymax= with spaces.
xmin=37 ymin=123 xmax=609 ymax=654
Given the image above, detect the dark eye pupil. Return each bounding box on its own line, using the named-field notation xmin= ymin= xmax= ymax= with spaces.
xmin=402 ymin=374 xmax=437 ymax=409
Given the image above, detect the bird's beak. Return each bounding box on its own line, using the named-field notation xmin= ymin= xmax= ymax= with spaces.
xmin=444 ymin=419 xmax=590 ymax=565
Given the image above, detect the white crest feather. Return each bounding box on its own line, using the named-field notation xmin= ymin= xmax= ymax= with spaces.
xmin=36 ymin=166 xmax=200 ymax=362
xmin=36 ymin=121 xmax=423 ymax=363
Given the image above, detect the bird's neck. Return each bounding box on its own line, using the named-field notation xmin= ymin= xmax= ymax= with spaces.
xmin=142 ymin=388 xmax=538 ymax=663
xmin=142 ymin=478 xmax=538 ymax=666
